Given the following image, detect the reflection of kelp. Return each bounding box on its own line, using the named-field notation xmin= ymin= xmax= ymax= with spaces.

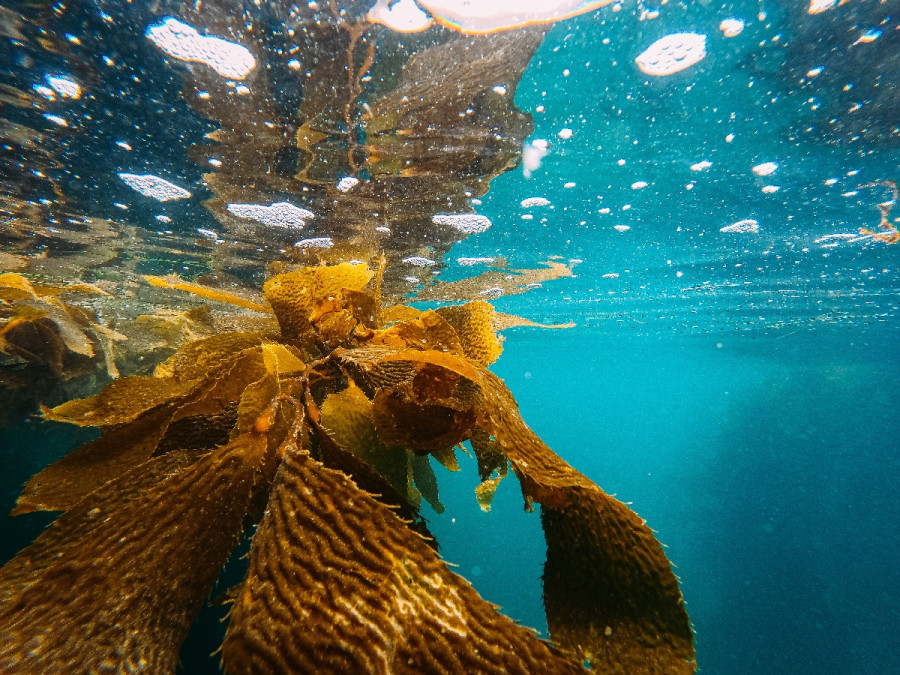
xmin=0 ymin=263 xmax=694 ymax=673
xmin=0 ymin=1 xmax=572 ymax=410
xmin=164 ymin=1 xmax=544 ymax=297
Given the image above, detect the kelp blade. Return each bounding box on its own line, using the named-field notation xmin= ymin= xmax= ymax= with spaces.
xmin=336 ymin=346 xmax=695 ymax=672
xmin=222 ymin=446 xmax=584 ymax=673
xmin=0 ymin=434 xmax=268 ymax=672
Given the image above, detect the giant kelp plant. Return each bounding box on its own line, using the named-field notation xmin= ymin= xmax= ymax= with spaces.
xmin=1 ymin=2 xmax=695 ymax=672
xmin=0 ymin=263 xmax=693 ymax=672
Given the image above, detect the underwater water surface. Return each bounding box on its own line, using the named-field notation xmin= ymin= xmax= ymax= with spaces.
xmin=1 ymin=0 xmax=898 ymax=673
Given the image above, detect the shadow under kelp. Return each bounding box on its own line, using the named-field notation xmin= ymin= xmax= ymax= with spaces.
xmin=687 ymin=347 xmax=900 ymax=673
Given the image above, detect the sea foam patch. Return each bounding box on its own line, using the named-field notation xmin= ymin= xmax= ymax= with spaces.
xmin=721 ymin=219 xmax=759 ymax=233
xmin=431 ymin=213 xmax=492 ymax=233
xmin=635 ymin=33 xmax=707 ymax=76
xmin=227 ymin=202 xmax=313 ymax=230
xmin=118 ymin=173 xmax=192 ymax=201
xmin=146 ymin=17 xmax=255 ymax=79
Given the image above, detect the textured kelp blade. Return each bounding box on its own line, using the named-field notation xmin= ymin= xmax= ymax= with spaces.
xmin=371 ymin=309 xmax=466 ymax=355
xmin=221 ymin=447 xmax=584 ymax=674
xmin=0 ymin=434 xmax=268 ymax=673
xmin=435 ymin=301 xmax=503 ymax=366
xmin=263 ymin=263 xmax=373 ymax=339
xmin=11 ymin=408 xmax=174 ymax=514
xmin=476 ymin=368 xmax=696 ymax=673
xmin=43 ymin=374 xmax=191 ymax=426
xmin=337 ymin=347 xmax=695 ymax=671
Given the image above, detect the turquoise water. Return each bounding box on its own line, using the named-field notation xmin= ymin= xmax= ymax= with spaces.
xmin=2 ymin=0 xmax=898 ymax=672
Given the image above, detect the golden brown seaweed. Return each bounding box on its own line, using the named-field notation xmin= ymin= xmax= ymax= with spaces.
xmin=0 ymin=263 xmax=694 ymax=673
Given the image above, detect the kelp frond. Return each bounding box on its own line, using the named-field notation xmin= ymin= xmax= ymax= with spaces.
xmin=0 ymin=262 xmax=695 ymax=673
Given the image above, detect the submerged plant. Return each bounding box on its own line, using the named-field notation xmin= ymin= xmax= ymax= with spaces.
xmin=0 ymin=263 xmax=694 ymax=673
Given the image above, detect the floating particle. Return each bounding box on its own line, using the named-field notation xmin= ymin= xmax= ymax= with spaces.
xmin=43 ymin=114 xmax=67 ymax=127
xmin=691 ymin=160 xmax=712 ymax=171
xmin=336 ymin=176 xmax=359 ymax=192
xmin=614 ymin=224 xmax=630 ymax=232
xmin=521 ymin=214 xmax=534 ymax=220
xmin=761 ymin=185 xmax=780 ymax=194
xmin=824 ymin=178 xmax=838 ymax=186
xmin=725 ymin=133 xmax=735 ymax=143
xmin=855 ymin=29 xmax=882 ymax=45
xmin=32 ymin=84 xmax=55 ymax=99
xmin=226 ymin=202 xmax=313 ymax=230
xmin=635 ymin=33 xmax=707 ymax=76
xmin=719 ymin=18 xmax=744 ymax=38
xmin=602 ymin=273 xmax=620 ymax=279
xmin=294 ymin=237 xmax=334 ymax=249
xmin=46 ymin=75 xmax=81 ymax=99
xmin=375 ymin=226 xmax=391 ymax=233
xmin=720 ymin=219 xmax=759 ymax=233
xmin=414 ymin=1 xmax=613 ymax=34
xmin=146 ymin=17 xmax=255 ymax=79
xmin=234 ymin=84 xmax=250 ymax=95
xmin=522 ymin=138 xmax=549 ymax=178
xmin=457 ymin=257 xmax=496 ymax=266
xmin=558 ymin=127 xmax=573 ymax=139
xmin=808 ymin=0 xmax=837 ymax=14
xmin=155 ymin=215 xmax=172 ymax=223
xmin=752 ymin=162 xmax=778 ymax=176
xmin=431 ymin=213 xmax=492 ymax=233
xmin=564 ymin=182 xmax=576 ymax=188
xmin=118 ymin=173 xmax=192 ymax=202
xmin=807 ymin=66 xmax=824 ymax=78
xmin=402 ymin=256 xmax=436 ymax=267
xmin=631 ymin=181 xmax=648 ymax=189
xmin=521 ymin=197 xmax=551 ymax=207
xmin=367 ymin=0 xmax=434 ymax=32
xmin=197 ymin=228 xmax=218 ymax=239
xmin=116 ymin=141 xmax=132 ymax=151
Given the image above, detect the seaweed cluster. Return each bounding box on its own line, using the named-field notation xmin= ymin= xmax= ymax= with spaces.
xmin=0 ymin=263 xmax=694 ymax=673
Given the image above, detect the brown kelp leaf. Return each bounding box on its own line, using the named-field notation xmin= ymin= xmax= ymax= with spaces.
xmin=221 ymin=446 xmax=584 ymax=674
xmin=144 ymin=275 xmax=271 ymax=313
xmin=263 ymin=263 xmax=373 ymax=339
xmin=475 ymin=476 xmax=504 ymax=512
xmin=371 ymin=309 xmax=466 ymax=355
xmin=0 ymin=272 xmax=37 ymax=301
xmin=435 ymin=301 xmax=503 ymax=366
xmin=411 ymin=452 xmax=444 ymax=514
xmin=154 ymin=331 xmax=263 ymax=382
xmin=337 ymin=346 xmax=695 ymax=671
xmin=475 ymin=368 xmax=695 ymax=673
xmin=44 ymin=374 xmax=190 ymax=427
xmin=11 ymin=407 xmax=175 ymax=514
xmin=0 ymin=434 xmax=269 ymax=672
xmin=430 ymin=445 xmax=460 ymax=472
xmin=319 ymin=380 xmax=414 ymax=504
xmin=470 ymin=430 xmax=509 ymax=511
xmin=372 ymin=387 xmax=476 ymax=451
